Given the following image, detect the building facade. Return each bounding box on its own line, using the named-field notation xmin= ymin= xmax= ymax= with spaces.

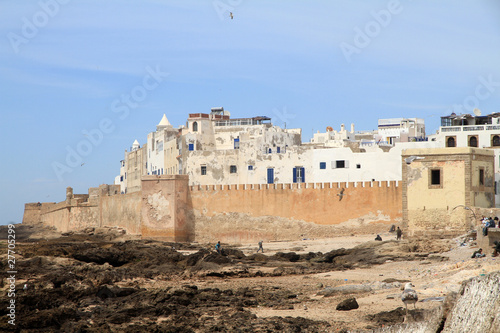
xmin=402 ymin=147 xmax=495 ymax=236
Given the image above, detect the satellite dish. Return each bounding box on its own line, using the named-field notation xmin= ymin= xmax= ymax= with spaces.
xmin=473 ymin=108 xmax=482 ymax=116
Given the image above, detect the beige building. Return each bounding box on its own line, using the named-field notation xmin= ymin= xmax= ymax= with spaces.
xmin=116 ymin=140 xmax=147 ymax=194
xmin=402 ymin=147 xmax=495 ymax=237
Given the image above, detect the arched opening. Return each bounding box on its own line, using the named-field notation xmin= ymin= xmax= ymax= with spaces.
xmin=469 ymin=136 xmax=478 ymax=147
xmin=446 ymin=137 xmax=456 ymax=147
xmin=192 ymin=122 xmax=198 ymax=132
xmin=492 ymin=135 xmax=500 ymax=147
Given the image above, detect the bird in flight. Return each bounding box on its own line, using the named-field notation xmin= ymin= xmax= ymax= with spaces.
xmin=401 ymin=282 xmax=418 ymax=320
xmin=337 ymin=188 xmax=345 ymax=201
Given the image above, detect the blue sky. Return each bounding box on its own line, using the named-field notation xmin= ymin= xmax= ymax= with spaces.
xmin=1 ymin=0 xmax=500 ymax=224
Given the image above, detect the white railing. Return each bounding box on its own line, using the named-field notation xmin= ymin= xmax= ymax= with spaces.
xmin=441 ymin=127 xmax=462 ymax=132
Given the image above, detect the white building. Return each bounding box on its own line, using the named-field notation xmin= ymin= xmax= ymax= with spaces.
xmin=428 ymin=112 xmax=500 ymax=206
xmin=377 ymin=118 xmax=426 ymax=145
xmin=146 ymin=114 xmax=180 ymax=176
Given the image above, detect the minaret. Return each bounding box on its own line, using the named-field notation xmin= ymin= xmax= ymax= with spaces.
xmin=132 ymin=139 xmax=140 ymax=151
xmin=157 ymin=114 xmax=171 ymax=130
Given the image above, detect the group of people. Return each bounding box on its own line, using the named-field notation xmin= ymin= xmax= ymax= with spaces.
xmin=481 ymin=216 xmax=499 ymax=236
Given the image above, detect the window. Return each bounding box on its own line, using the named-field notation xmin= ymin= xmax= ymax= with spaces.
xmin=234 ymin=138 xmax=240 ymax=149
xmin=441 ymin=117 xmax=452 ymax=127
xmin=446 ymin=136 xmax=456 ymax=147
xmin=267 ymin=168 xmax=274 ymax=184
xmin=230 ymin=165 xmax=237 ymax=173
xmin=429 ymin=168 xmax=442 ymax=188
xmin=431 ymin=170 xmax=440 ymax=185
xmin=120 ymin=176 xmax=123 ymax=182
xmin=293 ymin=167 xmax=305 ymax=183
xmin=356 ymin=164 xmax=361 ymax=169
xmin=319 ymin=162 xmax=326 ymax=169
xmin=248 ymin=165 xmax=253 ymax=171
xmin=201 ymin=165 xmax=207 ymax=175
xmin=268 ymin=148 xmax=272 ymax=154
xmin=479 ymin=168 xmax=484 ymax=186
xmin=188 ymin=143 xmax=194 ymax=151
xmin=333 ymin=160 xmax=349 ymax=168
xmin=277 ymin=147 xmax=281 ymax=153
xmin=193 ymin=121 xmax=198 ymax=132
xmin=469 ymin=136 xmax=478 ymax=147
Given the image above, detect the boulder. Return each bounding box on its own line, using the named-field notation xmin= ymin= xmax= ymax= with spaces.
xmin=336 ymin=297 xmax=359 ymax=311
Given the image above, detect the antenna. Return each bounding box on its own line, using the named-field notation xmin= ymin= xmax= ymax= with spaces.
xmin=473 ymin=108 xmax=482 ymax=116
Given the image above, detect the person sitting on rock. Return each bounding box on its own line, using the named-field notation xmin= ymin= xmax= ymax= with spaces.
xmin=374 ymin=235 xmax=382 ymax=241
xmin=471 ymin=248 xmax=485 ymax=258
xmin=215 ymin=241 xmax=222 ymax=254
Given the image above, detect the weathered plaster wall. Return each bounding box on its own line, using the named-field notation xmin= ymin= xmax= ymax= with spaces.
xmin=101 ymin=191 xmax=142 ymax=235
xmin=141 ymin=175 xmax=194 ymax=241
xmin=402 ymin=147 xmax=495 ymax=237
xmin=40 ymin=204 xmax=71 ymax=232
xmin=189 ymin=181 xmax=401 ymax=242
xmin=68 ymin=202 xmax=99 ymax=231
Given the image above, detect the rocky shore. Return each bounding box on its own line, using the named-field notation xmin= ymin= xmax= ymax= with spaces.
xmin=0 ymin=224 xmax=498 ymax=332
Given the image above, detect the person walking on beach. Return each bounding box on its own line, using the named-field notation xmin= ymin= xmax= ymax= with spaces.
xmin=257 ymin=240 xmax=264 ymax=253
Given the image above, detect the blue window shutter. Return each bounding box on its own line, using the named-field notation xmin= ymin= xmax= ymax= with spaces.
xmin=188 ymin=143 xmax=194 ymax=151
xmin=301 ymin=167 xmax=305 ymax=183
xmin=267 ymin=168 xmax=274 ymax=184
xmin=277 ymin=147 xmax=281 ymax=153
xmin=293 ymin=167 xmax=297 ymax=183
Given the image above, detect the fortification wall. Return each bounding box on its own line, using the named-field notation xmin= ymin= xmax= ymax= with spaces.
xmin=68 ymin=203 xmax=99 ymax=231
xmin=189 ymin=181 xmax=402 ymax=242
xmin=40 ymin=204 xmax=70 ymax=232
xmin=141 ymin=175 xmax=194 ymax=242
xmin=101 ymin=191 xmax=142 ymax=235
xmin=22 ymin=202 xmax=56 ymax=224
xmin=24 ymin=180 xmax=402 ymax=243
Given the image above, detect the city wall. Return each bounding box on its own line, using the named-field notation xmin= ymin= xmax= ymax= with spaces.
xmin=101 ymin=191 xmax=142 ymax=235
xmin=23 ymin=179 xmax=402 ymax=243
xmin=189 ymin=181 xmax=402 ymax=242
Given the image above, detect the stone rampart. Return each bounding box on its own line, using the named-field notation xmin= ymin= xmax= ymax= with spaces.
xmin=189 ymin=181 xmax=402 ymax=242
xmin=24 ymin=179 xmax=402 ymax=243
